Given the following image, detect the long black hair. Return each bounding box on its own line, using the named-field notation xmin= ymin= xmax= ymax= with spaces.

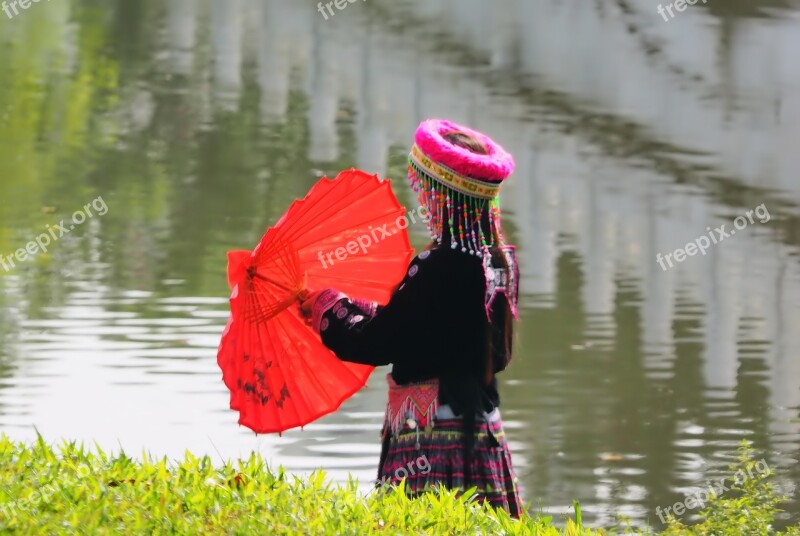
xmin=432 ymin=132 xmax=516 ymax=485
xmin=439 ymin=131 xmax=515 ymax=384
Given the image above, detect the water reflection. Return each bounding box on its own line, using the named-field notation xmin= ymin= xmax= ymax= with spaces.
xmin=0 ymin=0 xmax=798 ymax=529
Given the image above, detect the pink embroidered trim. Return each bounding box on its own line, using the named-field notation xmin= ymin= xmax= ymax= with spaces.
xmin=351 ymin=298 xmax=377 ymax=317
xmin=311 ymin=289 xmax=346 ymax=333
xmin=384 ymin=373 xmax=440 ymax=438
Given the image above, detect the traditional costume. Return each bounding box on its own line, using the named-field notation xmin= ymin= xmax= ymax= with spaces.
xmin=309 ymin=119 xmax=523 ymax=516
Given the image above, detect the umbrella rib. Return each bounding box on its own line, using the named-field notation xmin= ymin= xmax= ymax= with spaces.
xmin=283 ymin=175 xmax=374 ymax=228
xmin=249 ymin=278 xmax=298 ymax=324
xmin=250 ymin=273 xmax=296 ymax=293
xmin=252 ymin=244 xmax=303 ymax=294
xmin=272 ymin=179 xmax=381 ymax=243
xmin=290 ymin=208 xmax=407 ymax=254
xmin=260 ymin=174 xmax=393 ymax=266
xmin=280 ymin=198 xmax=403 ymax=250
xmin=245 ymin=280 xmax=371 ymax=431
xmin=284 ymin=308 xmax=368 ymax=407
xmin=259 ymin=314 xmax=298 ymax=432
xmin=242 ymin=310 xmax=261 ymax=427
xmin=269 ymin=311 xmax=318 ymax=429
xmin=275 ymin=310 xmax=341 ymax=413
xmin=253 ymin=310 xmax=283 ymax=428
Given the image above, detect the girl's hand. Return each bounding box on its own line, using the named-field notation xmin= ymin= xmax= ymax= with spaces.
xmin=298 ymin=289 xmax=323 ymax=322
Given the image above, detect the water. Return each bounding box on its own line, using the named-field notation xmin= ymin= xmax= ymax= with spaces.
xmin=1 ymin=0 xmax=799 ymax=529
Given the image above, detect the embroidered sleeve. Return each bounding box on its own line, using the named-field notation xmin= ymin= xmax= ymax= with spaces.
xmin=351 ymin=298 xmax=379 ymax=317
xmin=316 ymin=252 xmax=442 ymax=367
xmin=310 ymin=289 xmax=346 ymax=333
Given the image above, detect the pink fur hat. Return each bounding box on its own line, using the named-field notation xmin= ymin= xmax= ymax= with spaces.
xmin=407 ymin=119 xmax=514 ymax=256
xmin=413 ymin=119 xmax=515 ymax=184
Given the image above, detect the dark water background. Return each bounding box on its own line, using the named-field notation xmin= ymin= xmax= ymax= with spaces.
xmin=1 ymin=0 xmax=799 ymax=529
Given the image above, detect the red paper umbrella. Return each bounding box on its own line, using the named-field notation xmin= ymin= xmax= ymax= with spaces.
xmin=218 ymin=169 xmax=414 ymax=434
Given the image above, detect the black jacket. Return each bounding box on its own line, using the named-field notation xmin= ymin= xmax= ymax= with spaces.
xmin=317 ymin=244 xmax=518 ymax=416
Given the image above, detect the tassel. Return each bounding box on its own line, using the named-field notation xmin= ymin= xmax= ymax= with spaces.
xmin=408 ymin=153 xmax=505 ymax=255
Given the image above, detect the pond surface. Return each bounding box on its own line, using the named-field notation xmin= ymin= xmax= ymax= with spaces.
xmin=1 ymin=0 xmax=799 ymax=529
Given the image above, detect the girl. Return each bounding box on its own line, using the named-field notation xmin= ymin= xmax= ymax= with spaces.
xmin=300 ymin=119 xmax=523 ymax=517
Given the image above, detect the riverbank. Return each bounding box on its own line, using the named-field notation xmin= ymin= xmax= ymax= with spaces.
xmin=0 ymin=436 xmax=795 ymax=535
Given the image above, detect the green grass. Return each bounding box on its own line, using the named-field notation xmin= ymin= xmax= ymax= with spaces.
xmin=0 ymin=434 xmax=596 ymax=535
xmin=0 ymin=435 xmax=796 ymax=535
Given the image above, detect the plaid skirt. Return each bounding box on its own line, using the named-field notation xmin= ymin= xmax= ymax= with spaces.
xmin=376 ymin=411 xmax=524 ymax=518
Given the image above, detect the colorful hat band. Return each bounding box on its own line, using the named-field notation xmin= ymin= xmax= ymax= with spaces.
xmin=408 ymin=144 xmax=501 ymax=201
xmin=407 ymin=119 xmax=514 ymax=257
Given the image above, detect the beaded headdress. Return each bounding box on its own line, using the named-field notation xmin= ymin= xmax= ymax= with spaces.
xmin=407 ymin=119 xmax=515 ymax=258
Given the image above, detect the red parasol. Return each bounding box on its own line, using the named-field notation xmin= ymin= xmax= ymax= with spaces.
xmin=217 ymin=169 xmax=414 ymax=434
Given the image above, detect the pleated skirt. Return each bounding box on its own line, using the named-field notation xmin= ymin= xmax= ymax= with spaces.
xmin=376 ymin=413 xmax=524 ymax=518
